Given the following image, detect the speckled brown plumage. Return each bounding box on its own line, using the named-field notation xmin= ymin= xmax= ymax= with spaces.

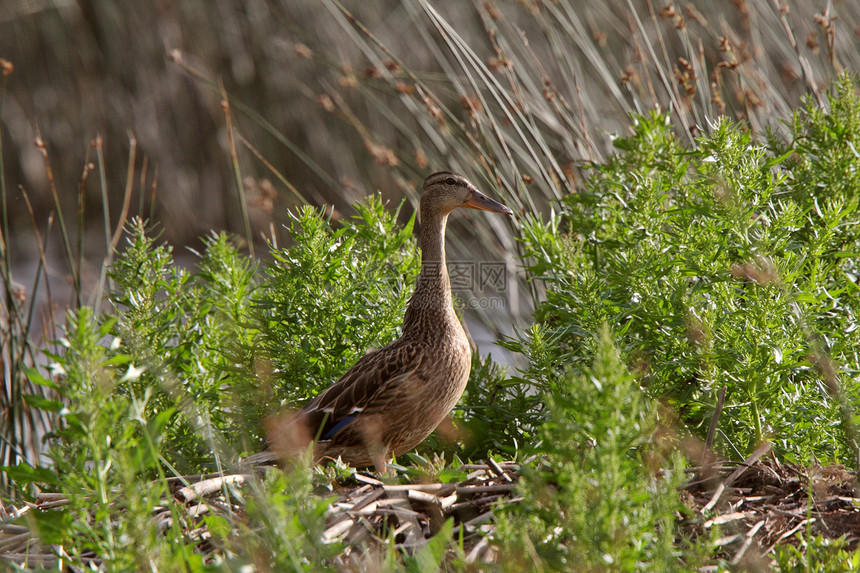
xmin=251 ymin=171 xmax=512 ymax=470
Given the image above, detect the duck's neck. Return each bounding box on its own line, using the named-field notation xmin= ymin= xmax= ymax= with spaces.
xmin=402 ymin=209 xmax=456 ymax=336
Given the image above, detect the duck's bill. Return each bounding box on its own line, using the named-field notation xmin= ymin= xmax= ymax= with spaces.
xmin=464 ymin=190 xmax=513 ymax=215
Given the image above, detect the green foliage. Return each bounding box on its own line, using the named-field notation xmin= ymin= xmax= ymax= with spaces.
xmin=405 ymin=519 xmax=456 ymax=573
xmin=514 ymin=77 xmax=860 ymax=465
xmin=12 ymin=198 xmax=434 ymax=570
xmin=18 ymin=307 xmax=183 ymax=569
xmin=222 ymin=464 xmax=338 ymax=571
xmin=253 ymin=196 xmax=419 ymax=404
xmin=495 ymin=327 xmax=704 ymax=571
xmin=18 ymin=304 xmax=335 ymax=570
xmin=772 ymin=535 xmax=860 ymax=572
xmin=107 ymin=219 xmax=259 ymax=469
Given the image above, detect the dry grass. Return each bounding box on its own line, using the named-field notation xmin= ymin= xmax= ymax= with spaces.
xmin=1 ymin=1 xmax=856 ymax=244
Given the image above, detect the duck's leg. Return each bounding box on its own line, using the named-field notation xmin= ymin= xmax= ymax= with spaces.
xmin=372 ymin=452 xmax=391 ymax=476
xmin=357 ymin=416 xmax=392 ymax=475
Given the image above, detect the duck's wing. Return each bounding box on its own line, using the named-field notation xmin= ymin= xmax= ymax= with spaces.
xmin=299 ymin=340 xmax=424 ymax=442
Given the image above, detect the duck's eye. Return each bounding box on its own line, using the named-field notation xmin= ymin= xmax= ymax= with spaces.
xmin=445 ymin=177 xmax=456 ymax=186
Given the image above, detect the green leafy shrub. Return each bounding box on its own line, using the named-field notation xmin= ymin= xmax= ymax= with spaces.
xmin=11 ymin=198 xmax=429 ymax=569
xmin=513 ymin=75 xmax=860 ymax=465
xmin=106 ymin=220 xmax=258 ymax=469
xmin=20 ymin=304 xmax=337 ymax=570
xmin=494 ymin=327 xmax=704 ymax=571
xmin=100 ymin=196 xmax=426 ymax=467
xmin=17 ymin=308 xmax=185 ymax=568
xmin=771 ymin=535 xmax=860 ymax=572
xmin=251 ymin=197 xmax=419 ymax=407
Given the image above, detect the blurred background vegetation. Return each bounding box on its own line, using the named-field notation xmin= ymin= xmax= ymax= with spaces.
xmin=2 ymin=0 xmax=857 ymax=305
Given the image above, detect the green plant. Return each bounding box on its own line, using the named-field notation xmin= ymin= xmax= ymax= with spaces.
xmin=14 ymin=307 xmax=183 ymax=569
xmin=494 ymin=326 xmax=704 ymax=571
xmin=15 ymin=305 xmax=343 ymax=571
xmin=8 ymin=199 xmax=428 ymax=569
xmin=772 ymin=535 xmax=860 ymax=572
xmin=253 ymin=197 xmax=419 ymax=403
xmin=105 ymin=220 xmax=258 ymax=469
xmin=511 ymin=76 xmax=860 ymax=465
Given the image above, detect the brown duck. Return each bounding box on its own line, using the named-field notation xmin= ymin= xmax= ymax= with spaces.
xmin=253 ymin=171 xmax=512 ymax=470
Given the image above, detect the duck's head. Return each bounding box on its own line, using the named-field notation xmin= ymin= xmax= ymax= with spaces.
xmin=421 ymin=171 xmax=513 ymax=217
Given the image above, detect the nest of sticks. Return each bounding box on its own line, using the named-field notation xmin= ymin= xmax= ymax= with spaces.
xmin=1 ymin=448 xmax=858 ymax=569
xmin=0 ymin=458 xmax=522 ymax=569
xmin=681 ymin=443 xmax=859 ymax=567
